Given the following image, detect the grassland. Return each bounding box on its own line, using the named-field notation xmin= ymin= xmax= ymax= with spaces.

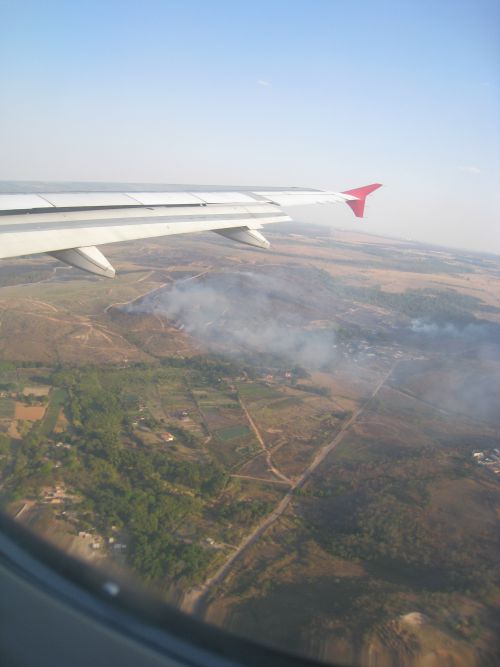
xmin=205 ymin=385 xmax=500 ymax=666
xmin=40 ymin=388 xmax=67 ymax=436
xmin=0 ymin=226 xmax=499 ymax=667
xmin=0 ymin=398 xmax=14 ymax=418
xmin=215 ymin=425 xmax=251 ymax=442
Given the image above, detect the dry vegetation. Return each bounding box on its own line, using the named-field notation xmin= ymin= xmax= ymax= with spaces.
xmin=1 ymin=225 xmax=499 ymax=667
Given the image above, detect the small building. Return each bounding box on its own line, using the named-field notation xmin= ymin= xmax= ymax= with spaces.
xmin=160 ymin=432 xmax=175 ymax=443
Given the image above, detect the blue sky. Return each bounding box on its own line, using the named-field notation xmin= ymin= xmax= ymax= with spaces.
xmin=1 ymin=0 xmax=499 ymax=252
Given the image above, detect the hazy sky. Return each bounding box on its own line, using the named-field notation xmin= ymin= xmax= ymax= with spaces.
xmin=1 ymin=0 xmax=499 ymax=253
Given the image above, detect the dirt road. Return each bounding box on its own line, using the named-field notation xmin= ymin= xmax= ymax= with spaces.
xmin=104 ymin=267 xmax=213 ymax=313
xmin=181 ymin=362 xmax=397 ymax=616
xmin=238 ymin=396 xmax=292 ymax=485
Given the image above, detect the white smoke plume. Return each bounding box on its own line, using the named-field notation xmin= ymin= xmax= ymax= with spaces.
xmin=123 ymin=269 xmax=337 ymax=369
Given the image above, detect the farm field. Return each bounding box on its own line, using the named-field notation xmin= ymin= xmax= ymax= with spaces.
xmin=0 ymin=225 xmax=499 ymax=666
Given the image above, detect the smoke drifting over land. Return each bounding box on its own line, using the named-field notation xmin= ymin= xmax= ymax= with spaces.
xmin=121 ymin=264 xmax=500 ymax=427
xmin=123 ymin=269 xmax=338 ymax=369
xmin=123 ymin=264 xmax=500 ymax=369
xmin=410 ymin=318 xmax=500 ymax=344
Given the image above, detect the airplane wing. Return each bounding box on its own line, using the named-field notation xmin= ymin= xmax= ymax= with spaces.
xmin=0 ymin=184 xmax=381 ymax=277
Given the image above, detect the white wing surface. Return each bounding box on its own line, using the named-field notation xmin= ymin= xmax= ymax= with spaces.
xmin=0 ymin=185 xmax=381 ymax=277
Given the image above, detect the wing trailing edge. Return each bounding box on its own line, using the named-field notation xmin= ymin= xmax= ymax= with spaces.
xmin=0 ymin=184 xmax=382 ymax=276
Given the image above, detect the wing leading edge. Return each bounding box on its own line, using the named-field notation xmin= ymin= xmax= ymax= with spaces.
xmin=0 ymin=185 xmax=381 ymax=277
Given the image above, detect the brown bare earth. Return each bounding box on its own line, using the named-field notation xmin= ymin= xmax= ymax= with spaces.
xmin=14 ymin=403 xmax=46 ymax=421
xmin=53 ymin=408 xmax=69 ymax=434
xmin=1 ymin=223 xmax=499 ymax=667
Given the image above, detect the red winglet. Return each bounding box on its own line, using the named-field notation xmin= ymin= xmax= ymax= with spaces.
xmin=342 ymin=183 xmax=382 ymax=218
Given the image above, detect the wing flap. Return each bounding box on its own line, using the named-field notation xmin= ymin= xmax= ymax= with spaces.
xmin=0 ymin=194 xmax=57 ymax=211
xmin=255 ymin=191 xmax=348 ymax=206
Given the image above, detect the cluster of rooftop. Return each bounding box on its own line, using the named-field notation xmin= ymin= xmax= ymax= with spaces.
xmin=472 ymin=449 xmax=500 ymax=476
